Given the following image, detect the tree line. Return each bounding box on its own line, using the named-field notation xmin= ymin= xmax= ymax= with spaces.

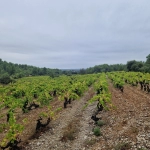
xmin=0 ymin=54 xmax=150 ymax=84
xmin=79 ymin=54 xmax=150 ymax=74
xmin=0 ymin=59 xmax=76 ymax=84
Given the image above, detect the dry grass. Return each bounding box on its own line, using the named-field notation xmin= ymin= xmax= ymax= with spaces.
xmin=121 ymin=120 xmax=128 ymax=125
xmin=130 ymin=126 xmax=139 ymax=135
xmin=114 ymin=142 xmax=131 ymax=150
xmin=144 ymin=125 xmax=150 ymax=131
xmin=83 ymin=138 xmax=97 ymax=147
xmin=61 ymin=118 xmax=80 ymax=142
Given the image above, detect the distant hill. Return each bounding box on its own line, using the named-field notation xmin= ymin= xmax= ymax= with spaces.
xmin=0 ymin=54 xmax=150 ymax=84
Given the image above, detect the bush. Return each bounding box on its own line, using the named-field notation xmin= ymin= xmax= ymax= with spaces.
xmin=0 ymin=73 xmax=12 ymax=84
xmin=96 ymin=120 xmax=106 ymax=127
xmin=93 ymin=127 xmax=101 ymax=136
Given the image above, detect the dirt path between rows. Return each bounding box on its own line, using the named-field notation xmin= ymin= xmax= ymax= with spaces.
xmin=24 ymin=86 xmax=101 ymax=150
xmin=92 ymin=81 xmax=150 ymax=150
xmin=24 ymin=81 xmax=150 ymax=150
xmin=2 ymin=81 xmax=150 ymax=150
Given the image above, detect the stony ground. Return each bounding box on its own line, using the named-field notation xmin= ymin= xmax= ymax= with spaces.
xmin=24 ymin=86 xmax=99 ymax=150
xmin=92 ymin=82 xmax=150 ymax=150
xmin=24 ymin=82 xmax=150 ymax=150
xmin=1 ymin=81 xmax=150 ymax=150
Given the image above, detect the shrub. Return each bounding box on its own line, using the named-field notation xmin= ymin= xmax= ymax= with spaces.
xmin=96 ymin=120 xmax=105 ymax=127
xmin=93 ymin=127 xmax=101 ymax=136
xmin=0 ymin=73 xmax=12 ymax=84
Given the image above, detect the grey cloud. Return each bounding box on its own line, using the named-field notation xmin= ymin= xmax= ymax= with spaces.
xmin=0 ymin=0 xmax=150 ymax=69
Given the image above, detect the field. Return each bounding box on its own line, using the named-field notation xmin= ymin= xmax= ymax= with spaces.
xmin=0 ymin=72 xmax=150 ymax=150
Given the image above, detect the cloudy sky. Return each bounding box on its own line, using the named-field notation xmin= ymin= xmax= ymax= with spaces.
xmin=0 ymin=0 xmax=150 ymax=69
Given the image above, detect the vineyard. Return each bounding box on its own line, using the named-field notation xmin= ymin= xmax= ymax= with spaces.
xmin=0 ymin=72 xmax=150 ymax=150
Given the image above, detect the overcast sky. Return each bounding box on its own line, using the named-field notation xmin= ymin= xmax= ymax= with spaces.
xmin=0 ymin=0 xmax=150 ymax=69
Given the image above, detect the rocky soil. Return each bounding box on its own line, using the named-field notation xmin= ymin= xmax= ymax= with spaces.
xmin=92 ymin=82 xmax=150 ymax=150
xmin=1 ymin=81 xmax=150 ymax=150
xmin=24 ymin=87 xmax=100 ymax=150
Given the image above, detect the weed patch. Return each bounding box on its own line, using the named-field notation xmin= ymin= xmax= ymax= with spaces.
xmin=93 ymin=127 xmax=101 ymax=136
xmin=61 ymin=119 xmax=79 ymax=142
xmin=96 ymin=120 xmax=106 ymax=127
xmin=114 ymin=142 xmax=131 ymax=150
xmin=83 ymin=138 xmax=97 ymax=147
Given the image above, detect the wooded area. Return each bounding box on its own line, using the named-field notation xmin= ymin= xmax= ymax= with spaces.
xmin=0 ymin=54 xmax=150 ymax=84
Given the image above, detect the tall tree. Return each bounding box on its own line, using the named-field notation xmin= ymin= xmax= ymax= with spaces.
xmin=146 ymin=54 xmax=150 ymax=65
xmin=127 ymin=60 xmax=136 ymax=71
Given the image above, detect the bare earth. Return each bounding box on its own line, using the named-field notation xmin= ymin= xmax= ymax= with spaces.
xmin=1 ymin=82 xmax=150 ymax=150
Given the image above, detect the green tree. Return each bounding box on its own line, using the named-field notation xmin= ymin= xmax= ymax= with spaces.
xmin=0 ymin=73 xmax=12 ymax=84
xmin=130 ymin=62 xmax=144 ymax=72
xmin=127 ymin=60 xmax=136 ymax=71
xmin=145 ymin=54 xmax=150 ymax=72
xmin=146 ymin=54 xmax=150 ymax=65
